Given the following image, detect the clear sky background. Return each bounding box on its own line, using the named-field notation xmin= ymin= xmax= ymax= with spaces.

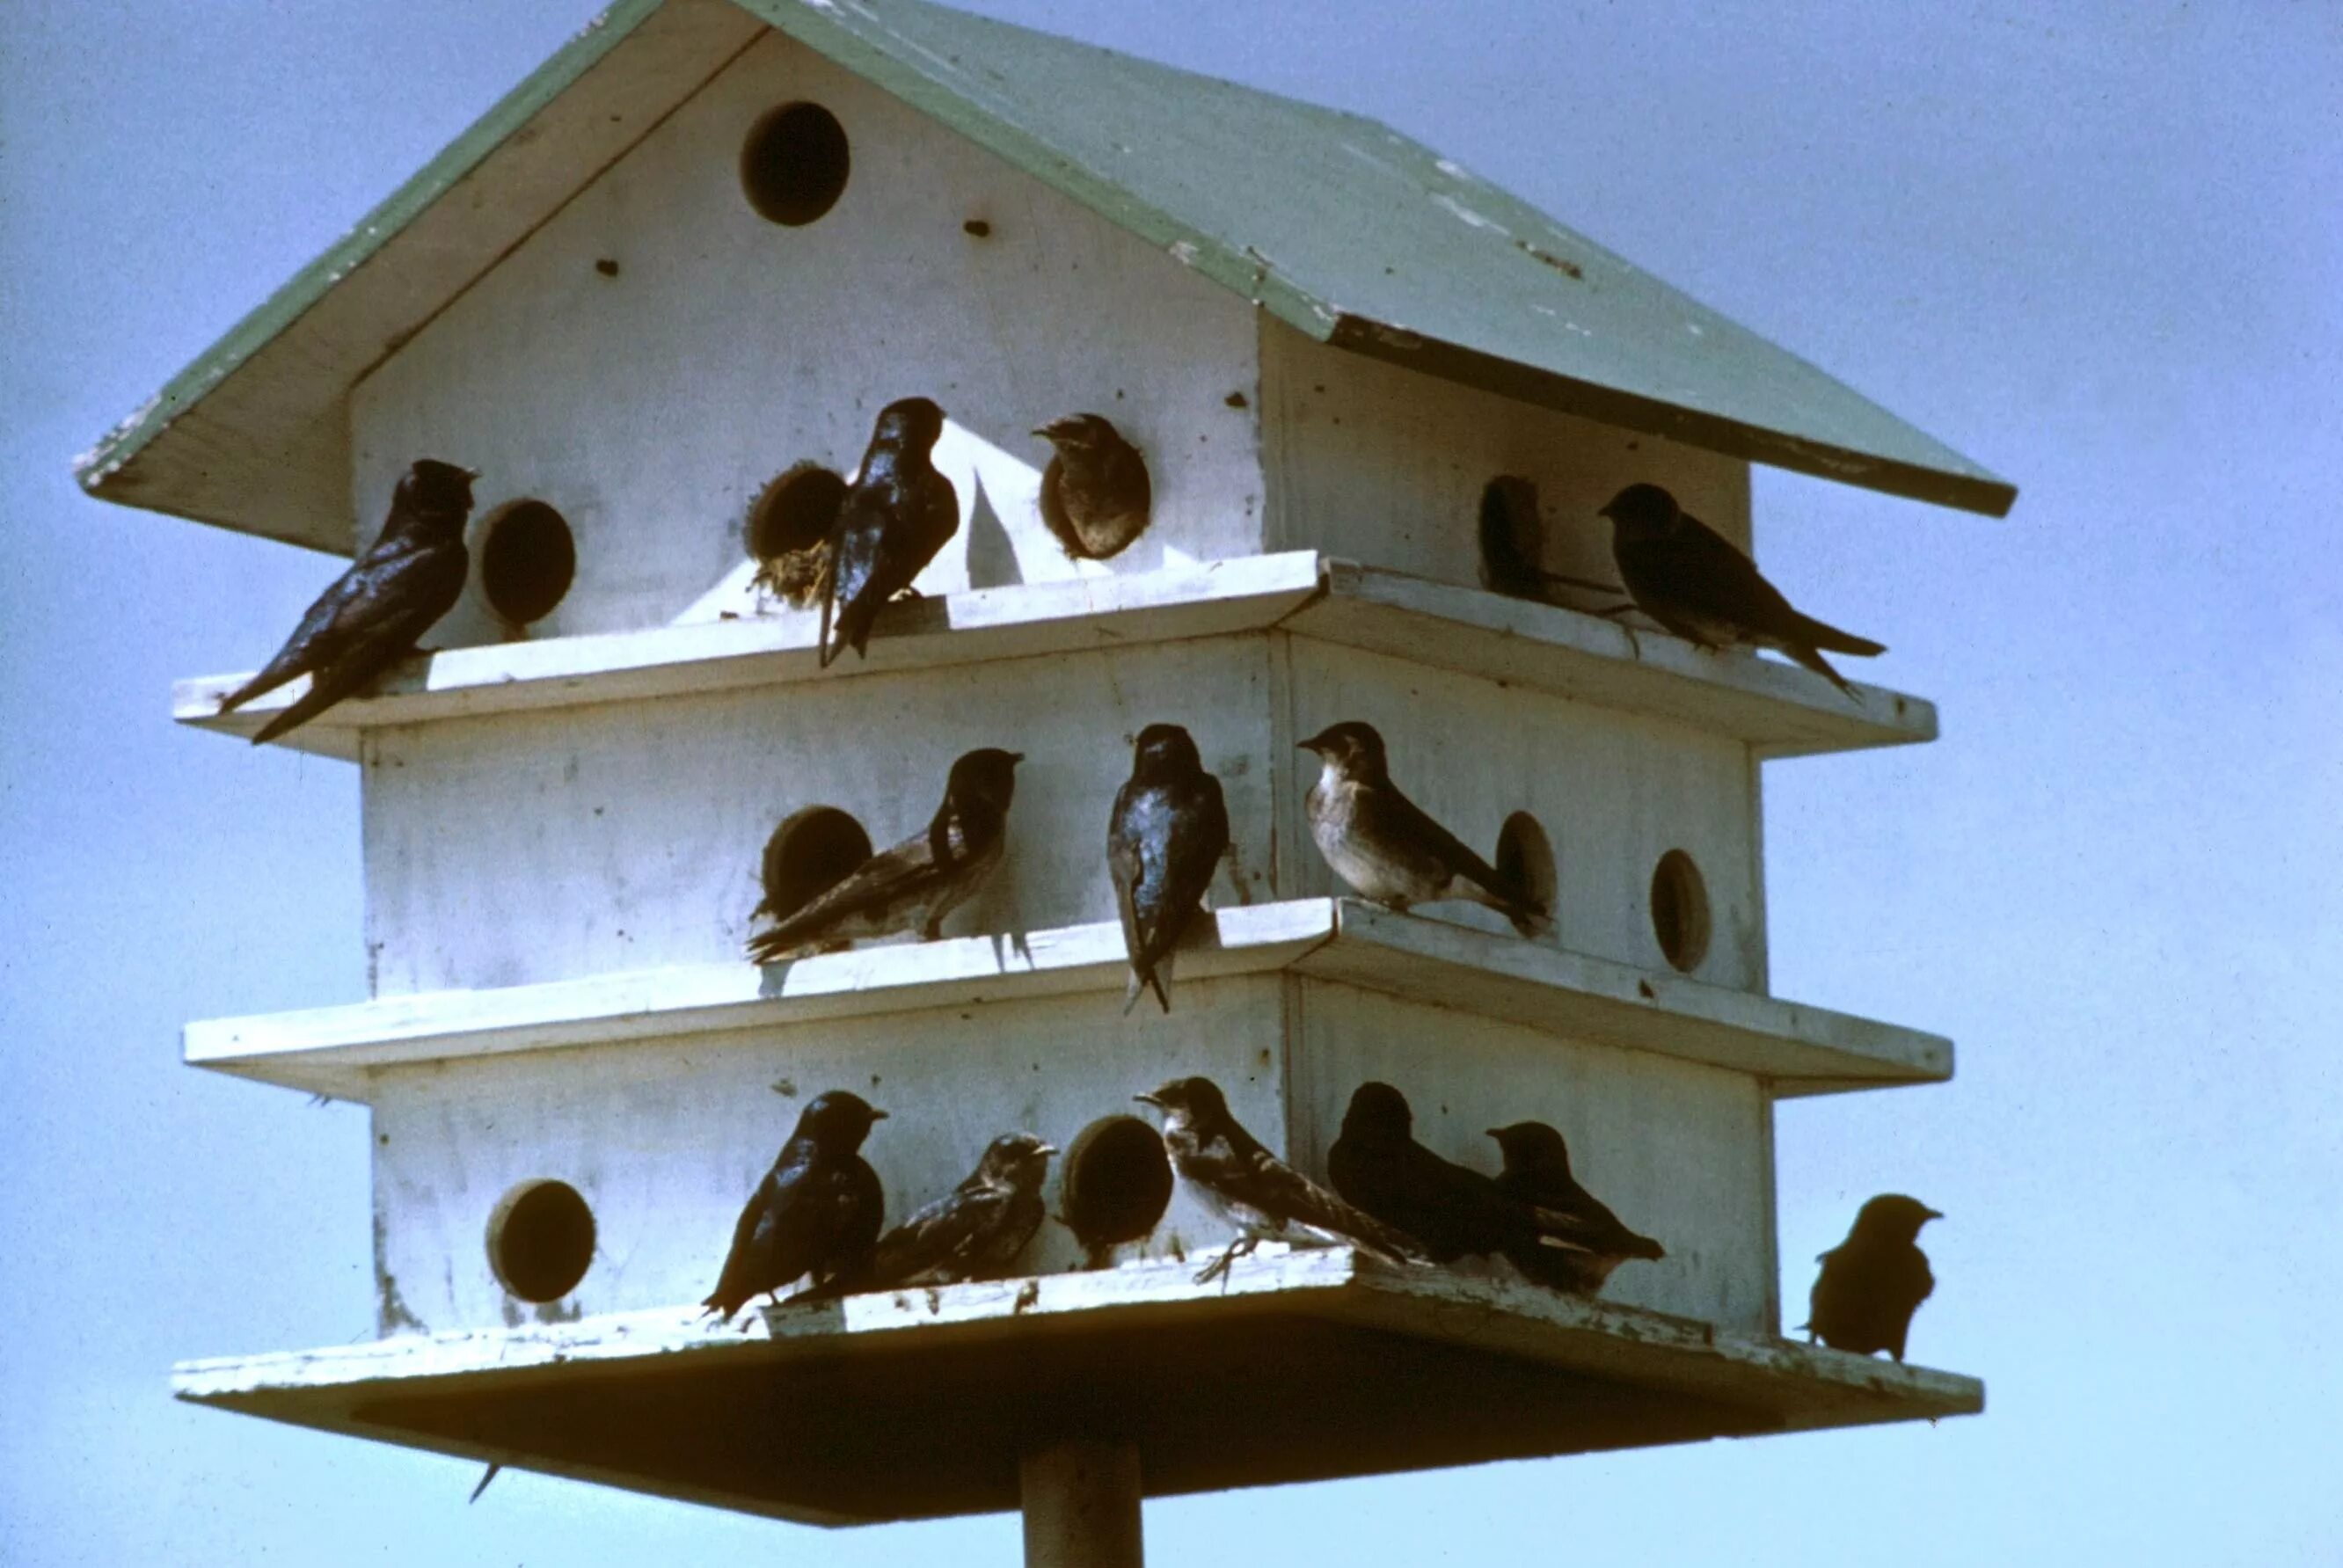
xmin=3 ymin=2 xmax=2337 ymax=1563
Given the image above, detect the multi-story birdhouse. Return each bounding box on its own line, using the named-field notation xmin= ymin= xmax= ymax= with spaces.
xmin=89 ymin=0 xmax=2005 ymax=1539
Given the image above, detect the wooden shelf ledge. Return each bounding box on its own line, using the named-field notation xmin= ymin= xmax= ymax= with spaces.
xmin=174 ymin=553 xmax=1934 ymax=761
xmin=174 ymin=1248 xmax=1982 ymax=1528
xmin=186 ymin=898 xmax=1951 ymax=1102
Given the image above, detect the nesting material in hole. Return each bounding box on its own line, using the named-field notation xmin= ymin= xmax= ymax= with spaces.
xmin=1650 ymin=849 xmax=1712 ymax=974
xmin=755 ymin=806 xmax=873 ymax=927
xmin=1496 ymin=811 xmax=1558 ymax=930
xmin=747 ymin=462 xmax=847 ymax=609
xmin=1061 ymin=1114 xmax=1172 ymax=1254
xmin=740 ymin=102 xmax=850 ymax=226
xmin=478 ymin=500 xmax=575 ymax=627
xmin=485 ymin=1179 xmax=595 ymax=1303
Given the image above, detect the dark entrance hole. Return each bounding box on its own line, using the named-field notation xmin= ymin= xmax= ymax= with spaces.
xmin=478 ymin=500 xmax=576 ymax=627
xmin=486 ymin=1179 xmax=596 ymax=1303
xmin=740 ymin=102 xmax=850 ymax=227
xmin=1061 ymin=1114 xmax=1172 ymax=1254
xmin=1649 ymin=849 xmax=1712 ymax=974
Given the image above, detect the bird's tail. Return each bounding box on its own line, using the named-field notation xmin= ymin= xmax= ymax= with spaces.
xmin=1781 ymin=642 xmax=1858 ymax=697
xmin=249 ymin=653 xmax=397 ymax=745
xmin=1788 ymin=610 xmax=1885 ymax=659
xmin=1472 ymin=883 xmax=1551 ymax=940
xmin=700 ymin=1290 xmax=743 ymax=1323
xmin=1122 ymin=951 xmax=1174 ymax=1016
xmin=468 ymin=1463 xmax=501 ymax=1504
xmin=215 ymin=654 xmax=306 ymax=718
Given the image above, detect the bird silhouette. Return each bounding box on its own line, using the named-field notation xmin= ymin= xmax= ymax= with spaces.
xmin=702 ymin=1090 xmax=887 ymax=1320
xmin=1108 ymin=723 xmax=1230 ymax=1014
xmin=1327 ymin=1082 xmax=1539 ymax=1265
xmin=1487 ymin=1120 xmax=1666 ymax=1295
xmin=1801 ymin=1192 xmax=1939 ymax=1360
xmin=215 ymin=459 xmax=476 ymax=744
xmin=821 ymin=397 xmax=959 ymax=667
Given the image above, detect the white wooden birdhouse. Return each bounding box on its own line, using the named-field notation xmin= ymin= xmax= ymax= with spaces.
xmin=88 ymin=0 xmax=2007 ymax=1546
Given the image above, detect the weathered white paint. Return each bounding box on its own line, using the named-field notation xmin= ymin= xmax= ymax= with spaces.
xmin=352 ymin=27 xmax=1266 ymax=648
xmin=175 ymin=551 xmax=1931 ymax=761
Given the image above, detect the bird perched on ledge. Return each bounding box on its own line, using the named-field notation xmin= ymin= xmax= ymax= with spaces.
xmin=746 ymin=748 xmax=1022 ymax=964
xmin=1598 ymin=482 xmax=1884 ymax=696
xmin=1300 ymin=720 xmax=1547 ymax=937
xmin=702 ymin=1090 xmax=887 ymax=1320
xmin=1802 ymin=1192 xmax=1939 ymax=1360
xmin=1034 ymin=412 xmax=1151 ymax=561
xmin=821 ymin=397 xmax=959 ymax=667
xmin=215 ymin=458 xmax=476 ymax=745
xmin=1328 ymin=1081 xmax=1538 ymax=1265
xmin=1486 ymin=1120 xmax=1666 ymax=1295
xmin=852 ymin=1132 xmax=1057 ymax=1292
xmin=1108 ymin=722 xmax=1230 ymax=1014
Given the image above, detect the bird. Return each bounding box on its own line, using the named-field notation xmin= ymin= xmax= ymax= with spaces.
xmin=1107 ymin=723 xmax=1230 ymax=1014
xmin=1135 ymin=1076 xmax=1422 ymax=1286
xmin=1597 ymin=482 xmax=1884 ymax=696
xmin=1326 ymin=1081 xmax=1541 ymax=1265
xmin=1298 ymin=720 xmax=1546 ymax=937
xmin=1478 ymin=475 xmax=1622 ymax=605
xmin=749 ymin=807 xmax=874 ymax=940
xmin=700 ymin=1090 xmax=887 ymax=1320
xmin=1801 ymin=1193 xmax=1939 ymax=1360
xmin=821 ymin=397 xmax=960 ymax=667
xmin=745 ymin=748 xmax=1022 ymax=964
xmin=1033 ymin=413 xmax=1151 ymax=561
xmin=853 ymin=1132 xmax=1057 ymax=1292
xmin=1486 ymin=1120 xmax=1667 ymax=1295
xmin=215 ymin=458 xmax=477 ymax=744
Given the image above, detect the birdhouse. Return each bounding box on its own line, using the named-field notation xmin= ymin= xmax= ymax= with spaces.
xmin=88 ymin=0 xmax=2006 ymax=1549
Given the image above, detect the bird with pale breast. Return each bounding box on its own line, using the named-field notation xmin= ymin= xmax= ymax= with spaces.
xmin=1033 ymin=412 xmax=1151 ymax=561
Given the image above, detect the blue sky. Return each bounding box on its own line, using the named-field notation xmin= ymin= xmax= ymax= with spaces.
xmin=3 ymin=2 xmax=2338 ymax=1562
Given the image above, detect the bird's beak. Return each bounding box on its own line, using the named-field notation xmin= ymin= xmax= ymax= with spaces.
xmin=1035 ymin=1143 xmax=1060 ymax=1158
xmin=1030 ymin=425 xmax=1055 ymax=440
xmin=1595 ymin=504 xmax=1615 ymax=521
xmin=1296 ymin=739 xmax=1323 ymax=755
xmin=1133 ymin=1091 xmax=1163 ymax=1108
xmin=1923 ymin=1207 xmax=1944 ymax=1221
xmin=1484 ymin=1128 xmax=1502 ymax=1141
xmin=869 ymin=1109 xmax=890 ymax=1120
xmin=462 ymin=467 xmax=482 ymax=481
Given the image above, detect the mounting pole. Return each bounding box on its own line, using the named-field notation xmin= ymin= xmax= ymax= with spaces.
xmin=1020 ymin=1438 xmax=1142 ymax=1568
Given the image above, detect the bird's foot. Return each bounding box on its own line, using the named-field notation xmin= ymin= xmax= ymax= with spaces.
xmin=1192 ymin=1235 xmax=1259 ymax=1290
xmin=888 ymin=586 xmax=925 ymax=602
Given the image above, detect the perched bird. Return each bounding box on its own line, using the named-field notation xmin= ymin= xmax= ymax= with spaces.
xmin=1486 ymin=1121 xmax=1666 ymax=1295
xmin=701 ymin=1090 xmax=887 ymax=1320
xmin=1107 ymin=723 xmax=1230 ymax=1014
xmin=855 ymin=1133 xmax=1056 ymax=1291
xmin=215 ymin=459 xmax=477 ymax=744
xmin=1802 ymin=1193 xmax=1939 ymax=1360
xmin=1033 ymin=413 xmax=1151 ymax=561
xmin=1327 ymin=1082 xmax=1537 ymax=1265
xmin=1135 ymin=1076 xmax=1421 ymax=1286
xmin=821 ymin=397 xmax=960 ymax=667
xmin=1478 ymin=476 xmax=1621 ymax=605
xmin=1598 ymin=482 xmax=1884 ymax=695
xmin=746 ymin=748 xmax=1022 ymax=963
xmin=1299 ymin=720 xmax=1546 ymax=937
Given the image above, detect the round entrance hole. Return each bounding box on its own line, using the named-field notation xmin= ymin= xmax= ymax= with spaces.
xmin=485 ymin=1178 xmax=595 ymax=1303
xmin=1061 ymin=1114 xmax=1172 ymax=1252
xmin=757 ymin=805 xmax=874 ymax=925
xmin=740 ymin=102 xmax=850 ymax=226
xmin=1495 ymin=810 xmax=1557 ymax=930
xmin=746 ymin=463 xmax=847 ymax=609
xmin=1649 ymin=849 xmax=1712 ymax=974
xmin=478 ymin=500 xmax=576 ymax=627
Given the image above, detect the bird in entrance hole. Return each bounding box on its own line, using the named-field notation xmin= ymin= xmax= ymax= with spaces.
xmin=746 ymin=748 xmax=1022 ymax=964
xmin=701 ymin=1090 xmax=887 ymax=1320
xmin=1033 ymin=412 xmax=1151 ymax=561
xmin=215 ymin=459 xmax=476 ymax=745
xmin=1485 ymin=1120 xmax=1667 ymax=1295
xmin=1598 ymin=482 xmax=1884 ymax=696
xmin=1108 ymin=723 xmax=1230 ymax=1014
xmin=821 ymin=397 xmax=960 ymax=667
xmin=1801 ymin=1192 xmax=1939 ymax=1360
xmin=1299 ymin=720 xmax=1546 ymax=937
xmin=1135 ymin=1076 xmax=1421 ymax=1287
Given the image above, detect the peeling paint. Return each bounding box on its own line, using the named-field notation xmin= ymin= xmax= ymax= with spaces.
xmin=1167 ymin=239 xmax=1201 ymax=266
xmin=1432 ymin=193 xmax=1512 ymax=238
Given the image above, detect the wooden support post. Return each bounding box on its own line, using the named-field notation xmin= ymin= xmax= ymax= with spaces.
xmin=1020 ymin=1439 xmax=1142 ymax=1568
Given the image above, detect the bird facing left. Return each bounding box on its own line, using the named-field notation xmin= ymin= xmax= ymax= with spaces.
xmin=215 ymin=458 xmax=477 ymax=745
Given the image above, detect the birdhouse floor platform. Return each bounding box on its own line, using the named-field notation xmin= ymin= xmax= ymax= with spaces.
xmin=173 ymin=1248 xmax=1981 ymax=1528
xmin=186 ymin=899 xmax=1951 ymax=1103
xmin=172 ymin=552 xmax=1933 ymax=762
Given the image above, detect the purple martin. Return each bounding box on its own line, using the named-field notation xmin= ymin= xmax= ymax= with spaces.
xmin=821 ymin=397 xmax=959 ymax=667
xmin=1599 ymin=482 xmax=1884 ymax=696
xmin=1135 ymin=1076 xmax=1423 ymax=1286
xmin=745 ymin=748 xmax=1022 ymax=964
xmin=1034 ymin=413 xmax=1151 ymax=561
xmin=215 ymin=459 xmax=476 ymax=744
xmin=858 ymin=1133 xmax=1056 ymax=1291
xmin=1327 ymin=1081 xmax=1540 ymax=1265
xmin=1487 ymin=1121 xmax=1666 ymax=1295
xmin=701 ymin=1090 xmax=887 ymax=1321
xmin=1108 ymin=723 xmax=1230 ymax=1014
xmin=1801 ymin=1193 xmax=1939 ymax=1361
xmin=1299 ymin=720 xmax=1546 ymax=937
xmin=1478 ymin=475 xmax=1622 ymax=605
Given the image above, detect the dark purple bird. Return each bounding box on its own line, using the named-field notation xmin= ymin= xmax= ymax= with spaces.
xmin=858 ymin=1133 xmax=1056 ymax=1290
xmin=701 ymin=1090 xmax=887 ymax=1320
xmin=821 ymin=397 xmax=959 ymax=667
xmin=1108 ymin=723 xmax=1230 ymax=1014
xmin=1486 ymin=1120 xmax=1666 ymax=1295
xmin=1327 ymin=1082 xmax=1538 ymax=1265
xmin=1801 ymin=1193 xmax=1939 ymax=1360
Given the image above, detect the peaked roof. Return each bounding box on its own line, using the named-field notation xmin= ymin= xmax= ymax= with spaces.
xmin=77 ymin=0 xmax=2013 ymax=552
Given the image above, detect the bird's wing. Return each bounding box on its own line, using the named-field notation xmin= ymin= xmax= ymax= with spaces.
xmin=246 ymin=607 xmax=444 ymax=745
xmin=1107 ymin=783 xmax=1150 ymax=965
xmin=1223 ymin=1133 xmax=1419 ymax=1261
xmin=1373 ymin=787 xmax=1529 ymax=911
xmin=1647 ymin=513 xmax=1808 ymax=632
xmin=872 ymin=471 xmax=960 ymax=595
xmin=1164 ymin=775 xmax=1231 ymax=926
xmin=747 ymin=832 xmax=938 ymax=959
xmin=869 ymin=1186 xmax=1008 ymax=1287
xmin=221 ymin=541 xmax=463 ymax=711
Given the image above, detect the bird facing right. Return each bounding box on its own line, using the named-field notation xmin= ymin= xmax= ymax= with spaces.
xmin=821 ymin=397 xmax=960 ymax=667
xmin=1486 ymin=1120 xmax=1667 ymax=1295
xmin=856 ymin=1132 xmax=1057 ymax=1291
xmin=1033 ymin=412 xmax=1151 ymax=561
xmin=1598 ymin=482 xmax=1884 ymax=696
xmin=1107 ymin=723 xmax=1230 ymax=1014
xmin=700 ymin=1090 xmax=888 ymax=1320
xmin=1300 ymin=720 xmax=1546 ymax=937
xmin=1803 ymin=1192 xmax=1939 ymax=1361
xmin=1326 ymin=1081 xmax=1537 ymax=1265
xmin=215 ymin=458 xmax=477 ymax=745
